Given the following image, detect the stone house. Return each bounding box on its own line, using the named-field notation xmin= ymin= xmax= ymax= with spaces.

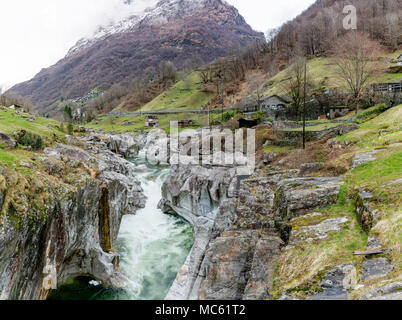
xmin=260 ymin=95 xmax=291 ymax=117
xmin=144 ymin=116 xmax=159 ymax=127
xmin=9 ymin=104 xmax=25 ymax=112
xmin=234 ymin=97 xmax=258 ymax=114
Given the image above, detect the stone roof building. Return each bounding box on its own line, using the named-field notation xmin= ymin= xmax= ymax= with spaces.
xmin=260 ymin=95 xmax=291 ymax=118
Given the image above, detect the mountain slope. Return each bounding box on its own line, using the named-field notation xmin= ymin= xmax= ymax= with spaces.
xmin=10 ymin=0 xmax=264 ymax=114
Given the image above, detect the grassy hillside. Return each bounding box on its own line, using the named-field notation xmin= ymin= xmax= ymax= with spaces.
xmin=85 ymin=112 xmax=211 ymax=133
xmin=272 ymin=104 xmax=402 ymax=298
xmin=0 ymin=107 xmax=66 ymax=170
xmin=0 ymin=108 xmax=63 ymax=140
xmin=140 ymin=72 xmax=212 ymax=111
xmin=337 ymin=104 xmax=402 ymax=149
xmin=264 ymin=50 xmax=402 ymax=97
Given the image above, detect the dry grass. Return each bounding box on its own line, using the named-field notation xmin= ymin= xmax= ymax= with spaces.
xmin=272 ymin=133 xmax=353 ymax=175
xmin=273 ymin=204 xmax=367 ymax=294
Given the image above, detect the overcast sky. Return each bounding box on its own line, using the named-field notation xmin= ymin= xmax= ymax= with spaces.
xmin=0 ymin=0 xmax=315 ymax=91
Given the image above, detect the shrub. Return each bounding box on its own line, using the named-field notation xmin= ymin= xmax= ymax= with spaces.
xmin=253 ymin=110 xmax=265 ymax=121
xmin=67 ymin=122 xmax=74 ymax=135
xmin=17 ymin=131 xmax=43 ymax=150
xmin=356 ymin=103 xmax=389 ymax=122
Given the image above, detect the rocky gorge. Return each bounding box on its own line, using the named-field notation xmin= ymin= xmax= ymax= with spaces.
xmin=0 ymin=125 xmax=400 ymax=300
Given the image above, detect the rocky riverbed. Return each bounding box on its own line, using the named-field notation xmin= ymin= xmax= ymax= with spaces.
xmin=0 ymin=128 xmax=400 ymax=300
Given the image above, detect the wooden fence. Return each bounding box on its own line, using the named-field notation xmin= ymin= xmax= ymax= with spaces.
xmin=371 ymin=83 xmax=402 ymax=92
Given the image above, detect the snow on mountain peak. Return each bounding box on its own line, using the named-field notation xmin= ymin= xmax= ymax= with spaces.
xmin=67 ymin=0 xmax=220 ymax=57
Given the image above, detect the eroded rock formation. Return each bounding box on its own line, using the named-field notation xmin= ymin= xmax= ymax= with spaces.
xmin=0 ymin=132 xmax=145 ymax=300
xmin=161 ymin=159 xmax=344 ymax=300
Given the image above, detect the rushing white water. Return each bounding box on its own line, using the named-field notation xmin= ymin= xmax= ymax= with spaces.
xmin=48 ymin=154 xmax=194 ymax=300
xmin=115 ymin=155 xmax=194 ymax=300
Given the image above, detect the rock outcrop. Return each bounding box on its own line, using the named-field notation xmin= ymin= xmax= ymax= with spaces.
xmin=105 ymin=133 xmax=145 ymax=159
xmin=0 ymin=132 xmax=145 ymax=300
xmin=160 ymin=157 xmax=346 ymax=300
xmin=362 ymin=282 xmax=402 ymax=300
xmin=0 ymin=132 xmax=16 ymax=149
xmin=352 ymin=150 xmax=384 ymax=169
xmin=354 ymin=190 xmax=377 ymax=233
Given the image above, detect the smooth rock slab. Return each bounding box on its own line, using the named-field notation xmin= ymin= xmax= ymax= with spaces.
xmin=288 ymin=217 xmax=348 ymax=246
xmin=366 ymin=236 xmax=382 ymax=251
xmin=361 ymin=258 xmax=394 ymax=280
xmin=311 ymin=264 xmax=356 ymax=300
xmin=362 ymin=282 xmax=402 ymax=300
xmin=352 ymin=150 xmax=383 ymax=169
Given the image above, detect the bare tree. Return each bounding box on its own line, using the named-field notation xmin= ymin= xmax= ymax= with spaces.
xmin=0 ymin=91 xmax=34 ymax=112
xmin=385 ymin=13 xmax=400 ymax=50
xmin=247 ymin=71 xmax=266 ymax=110
xmin=333 ymin=31 xmax=380 ymax=113
xmin=143 ymin=66 xmax=157 ymax=83
xmin=266 ymin=27 xmax=280 ymax=53
xmin=287 ymin=57 xmax=307 ymax=121
xmin=200 ymin=69 xmax=210 ymax=84
xmin=159 ymin=61 xmax=177 ymax=81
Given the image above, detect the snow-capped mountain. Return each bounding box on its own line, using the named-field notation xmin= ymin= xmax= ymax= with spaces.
xmin=66 ymin=15 xmax=142 ymax=57
xmin=11 ymin=0 xmax=264 ymax=113
xmin=68 ymin=0 xmax=231 ymax=57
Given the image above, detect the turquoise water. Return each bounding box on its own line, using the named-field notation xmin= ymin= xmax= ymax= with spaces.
xmin=48 ymin=155 xmax=194 ymax=300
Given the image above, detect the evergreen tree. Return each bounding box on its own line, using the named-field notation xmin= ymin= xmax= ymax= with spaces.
xmin=67 ymin=122 xmax=73 ymax=135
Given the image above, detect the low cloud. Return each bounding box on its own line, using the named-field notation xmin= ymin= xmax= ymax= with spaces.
xmin=0 ymin=0 xmax=158 ymax=89
xmin=0 ymin=0 xmax=315 ymax=89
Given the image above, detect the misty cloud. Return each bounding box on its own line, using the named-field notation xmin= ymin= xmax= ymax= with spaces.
xmin=0 ymin=0 xmax=315 ymax=89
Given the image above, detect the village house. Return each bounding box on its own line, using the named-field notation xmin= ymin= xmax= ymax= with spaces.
xmin=260 ymin=95 xmax=290 ymax=117
xmin=9 ymin=104 xmax=25 ymax=112
xmin=144 ymin=115 xmax=159 ymax=127
xmin=234 ymin=97 xmax=258 ymax=115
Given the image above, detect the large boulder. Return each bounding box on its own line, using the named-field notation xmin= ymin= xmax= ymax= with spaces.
xmin=106 ymin=133 xmax=144 ymax=158
xmin=198 ymin=231 xmax=282 ymax=300
xmin=354 ymin=190 xmax=376 ymax=233
xmin=0 ymin=132 xmax=16 ymax=149
xmin=274 ymin=177 xmax=343 ymax=221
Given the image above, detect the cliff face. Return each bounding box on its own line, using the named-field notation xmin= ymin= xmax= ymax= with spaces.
xmin=161 ymin=164 xmax=346 ymax=300
xmin=10 ymin=0 xmax=264 ymax=113
xmin=0 ymin=133 xmax=146 ymax=300
xmin=148 ymin=127 xmax=349 ymax=300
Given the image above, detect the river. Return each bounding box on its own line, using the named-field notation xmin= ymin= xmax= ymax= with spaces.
xmin=48 ymin=154 xmax=194 ymax=300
